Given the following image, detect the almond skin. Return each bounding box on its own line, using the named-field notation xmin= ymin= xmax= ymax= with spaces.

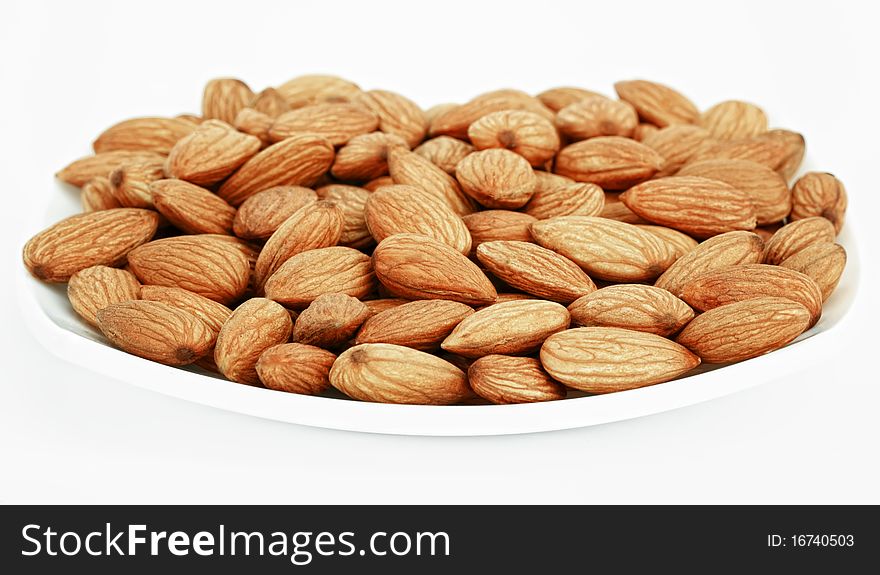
xmin=108 ymin=158 xmax=166 ymax=208
xmin=554 ymin=97 xmax=639 ymax=140
xmin=253 ymin=201 xmax=344 ymax=292
xmin=536 ymin=86 xmax=608 ymax=112
xmin=429 ymin=89 xmax=554 ymax=139
xmin=699 ymin=100 xmax=768 ymax=140
xmin=232 ymin=108 xmax=274 ymax=145
xmin=355 ymin=299 xmax=474 ymax=350
xmin=462 ymin=210 xmax=537 ymax=253
xmin=57 ymin=151 xmax=165 ymax=188
xmin=678 ymin=159 xmax=790 ymax=225
xmin=455 ymin=149 xmax=537 ymax=209
xmin=567 ymin=284 xmax=694 ymax=336
xmin=468 ymin=110 xmax=560 ymax=167
xmin=413 ymin=136 xmax=474 ymax=174
xmin=127 ymin=235 xmax=250 ymax=305
xmin=165 ymin=119 xmax=261 ymax=186
xmin=372 ymin=234 xmax=497 ymax=306
xmin=97 ymin=300 xmax=214 ymax=366
xmin=642 ymin=125 xmax=714 ymax=176
xmin=93 ymin=117 xmax=195 ymax=155
xmin=354 ymin=89 xmax=427 ymax=148
xmin=762 ymin=217 xmax=837 ymax=265
xmin=67 ymin=265 xmax=141 ymax=327
xmin=387 ymin=147 xmax=476 ymax=215
xmin=441 ymin=299 xmax=570 ymax=358
xmin=689 ymin=129 xmax=805 ymax=179
xmin=215 ymin=297 xmax=292 ymax=385
xmin=232 ymin=186 xmax=318 ymax=240
xmin=202 ymin=78 xmax=254 ymax=124
xmin=530 ymin=216 xmax=676 ymax=282
xmin=635 ymin=225 xmax=699 ymax=259
xmin=331 ymin=132 xmax=409 ymax=181
xmin=614 ymin=80 xmax=699 ymax=127
xmin=23 ymin=208 xmax=159 ymax=282
xmin=139 ymin=285 xmax=232 ymax=336
xmin=151 ymin=179 xmax=236 ymax=235
xmin=268 ymin=103 xmax=378 ymax=145
xmin=256 ymin=343 xmax=336 ymax=395
xmin=555 ymin=136 xmax=665 ymax=189
xmin=476 ymin=240 xmax=596 ymax=304
xmin=540 ymin=327 xmax=700 ymax=393
xmin=329 ymin=343 xmax=471 ymax=405
xmin=779 ymin=243 xmax=846 ymax=302
xmin=263 ymin=246 xmax=376 ymax=309
xmin=362 ymin=298 xmax=411 ymax=317
xmin=364 ymin=184 xmax=472 ymax=254
xmin=679 ymin=263 xmax=824 ymax=326
xmin=292 ymin=293 xmax=371 ymax=349
xmin=654 ymin=230 xmax=765 ymax=295
xmin=317 ymin=184 xmax=374 ymax=249
xmin=81 ymin=176 xmax=121 ymax=212
xmin=676 ymin=297 xmax=810 ymax=363
xmin=468 ymin=355 xmax=566 ymax=404
xmin=218 ymin=134 xmax=335 ymax=206
xmin=249 ymin=87 xmax=291 ymax=118
xmin=620 ymin=176 xmax=757 ymax=238
xmin=276 ymin=74 xmax=362 ymax=109
xmin=522 ymin=180 xmax=604 ymax=220
xmin=790 ymin=172 xmax=847 ymax=233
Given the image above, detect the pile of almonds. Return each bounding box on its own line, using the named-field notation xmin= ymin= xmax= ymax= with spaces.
xmin=23 ymin=75 xmax=848 ymax=405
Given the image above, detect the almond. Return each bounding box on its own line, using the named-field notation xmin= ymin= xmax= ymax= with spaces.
xmin=364 ymin=175 xmax=395 ymax=191
xmin=690 ymin=129 xmax=805 ymax=179
xmin=387 ymin=147 xmax=476 ymax=215
xmin=23 ymin=208 xmax=159 ymax=282
xmin=354 ymin=89 xmax=427 ymax=148
xmin=455 ymin=148 xmax=536 ymax=209
xmin=632 ymin=122 xmax=660 ymax=142
xmin=536 ymin=86 xmax=608 ymax=112
xmin=554 ymin=97 xmax=638 ymax=140
xmin=754 ymin=222 xmax=783 ymax=243
xmin=641 ymin=125 xmax=714 ymax=176
xmin=567 ymin=284 xmax=694 ymax=336
xmin=678 ymin=159 xmax=790 ymax=224
xmin=779 ymin=243 xmax=846 ymax=301
xmin=790 ymin=172 xmax=847 ymax=233
xmin=425 ymin=103 xmax=458 ymax=125
xmin=598 ymin=198 xmax=648 ymax=224
xmin=635 ymin=225 xmax=698 ymax=259
xmin=540 ymin=327 xmax=700 ymax=393
xmin=151 ymin=179 xmax=236 ymax=235
xmin=56 ymin=151 xmax=165 ymax=188
xmin=330 ymin=343 xmax=471 ymax=405
xmin=330 ymin=132 xmax=409 ymax=181
xmin=364 ymin=184 xmax=472 ymax=254
xmin=462 ymin=210 xmax=537 ymax=253
xmin=620 ymin=176 xmax=757 ymax=238
xmin=256 ymin=343 xmax=336 ymax=395
xmin=679 ymin=263 xmax=823 ymax=326
xmin=555 ymin=136 xmax=665 ymax=189
xmin=413 ymin=136 xmax=474 ymax=174
xmin=614 ymin=80 xmax=699 ymax=127
xmin=355 ymin=299 xmax=474 ymax=350
xmin=214 ymin=298 xmax=292 ymax=385
xmin=654 ymin=230 xmax=764 ymax=295
xmin=127 ymin=235 xmax=250 ymax=304
xmin=530 ymin=216 xmax=675 ymax=282
xmin=468 ymin=355 xmax=566 ymax=404
xmin=292 ymin=293 xmax=371 ymax=349
xmin=317 ymin=184 xmax=373 ymax=249
xmin=232 ymin=108 xmax=274 ymax=145
xmin=263 ymin=246 xmax=375 ymax=309
xmin=372 ymin=234 xmax=497 ymax=306
xmin=268 ymin=103 xmax=378 ymax=145
xmin=476 ymin=240 xmax=596 ymax=304
xmin=165 ymin=119 xmax=262 ymax=186
xmin=81 ymin=176 xmax=121 ymax=212
xmin=249 ymin=87 xmax=291 ymax=118
xmin=93 ymin=117 xmax=195 ymax=155
xmin=441 ymin=299 xmax=570 ymax=358
xmin=202 ymin=78 xmax=254 ymax=124
xmin=762 ymin=217 xmax=837 ymax=265
xmin=232 ymin=186 xmax=318 ymax=240
xmin=362 ymin=298 xmax=411 ymax=317
xmin=108 ymin=158 xmax=166 ymax=208
xmin=763 ymin=129 xmax=806 ymax=181
xmin=275 ymin=74 xmax=362 ymax=109
xmin=139 ymin=285 xmax=232 ymax=336
xmin=218 ymin=134 xmax=335 ymax=206
xmin=468 ymin=110 xmax=560 ymax=166
xmin=429 ymin=89 xmax=554 ymax=139
xmin=699 ymin=100 xmax=768 ymax=140
xmin=67 ymin=265 xmax=141 ymax=327
xmin=254 ymin=201 xmax=344 ymax=292
xmin=676 ymin=297 xmax=810 ymax=363
xmin=97 ymin=300 xmax=214 ymax=366
xmin=522 ymin=177 xmax=604 ymax=220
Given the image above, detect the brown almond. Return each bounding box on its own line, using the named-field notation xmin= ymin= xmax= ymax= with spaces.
xmin=165 ymin=119 xmax=262 ymax=186
xmin=387 ymin=147 xmax=476 ymax=215
xmin=139 ymin=285 xmax=232 ymax=336
xmin=762 ymin=217 xmax=837 ymax=265
xmin=81 ymin=176 xmax=122 ymax=212
xmin=151 ymin=179 xmax=236 ymax=235
xmin=536 ymin=86 xmax=608 ymax=112
xmin=779 ymin=243 xmax=846 ymax=301
xmin=317 ymin=184 xmax=373 ymax=249
xmin=23 ymin=208 xmax=159 ymax=282
xmin=522 ymin=181 xmax=604 ymax=220
xmin=429 ymin=89 xmax=554 ymax=139
xmin=632 ymin=122 xmax=660 ymax=142
xmin=635 ymin=225 xmax=698 ymax=259
xmin=541 ymin=327 xmax=700 ymax=393
xmin=56 ymin=151 xmax=166 ymax=188
xmin=202 ymin=78 xmax=254 ymax=124
xmin=614 ymin=79 xmax=699 ymax=127
xmin=67 ymin=265 xmax=141 ymax=327
xmin=232 ymin=186 xmax=318 ymax=240
xmin=330 ymin=132 xmax=409 ymax=181
xmin=676 ymin=297 xmax=810 ymax=363
xmin=249 ymin=88 xmax=291 ymax=118
xmin=555 ymin=136 xmax=665 ymax=189
xmin=256 ymin=343 xmax=336 ymax=395
xmin=292 ymin=293 xmax=371 ymax=349
xmin=469 ymin=355 xmax=566 ymax=404
xmin=355 ymin=299 xmax=474 ymax=350
xmin=413 ymin=136 xmax=474 ymax=174
xmin=641 ymin=125 xmax=714 ymax=176
xmin=108 ymin=158 xmax=166 ymax=208
xmin=598 ymin=198 xmax=649 ymax=224
xmin=790 ymin=172 xmax=847 ymax=233
xmin=215 ymin=298 xmax=292 ymax=385
xmin=232 ymin=108 xmax=274 ymax=145
xmin=354 ymin=90 xmax=427 ymax=148
xmin=462 ymin=210 xmax=537 ymax=253
xmin=699 ymin=100 xmax=768 ymax=140
xmin=555 ymin=97 xmax=638 ymax=140
xmin=364 ymin=175 xmax=395 ymax=191
xmin=264 ymin=246 xmax=376 ymax=309
xmin=441 ymin=299 xmax=570 ymax=358
xmin=468 ymin=110 xmax=560 ymax=167
xmin=690 ymin=129 xmax=805 ymax=179
xmin=568 ymin=284 xmax=694 ymax=336
xmin=276 ymin=74 xmax=362 ymax=109
xmin=476 ymin=240 xmax=596 ymax=304
xmin=93 ymin=117 xmax=195 ymax=155
xmin=455 ymin=148 xmax=536 ymax=209
xmin=362 ymin=298 xmax=411 ymax=317
xmin=268 ymin=103 xmax=378 ymax=145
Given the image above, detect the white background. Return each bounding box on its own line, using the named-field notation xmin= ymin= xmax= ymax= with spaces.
xmin=1 ymin=0 xmax=878 ymax=503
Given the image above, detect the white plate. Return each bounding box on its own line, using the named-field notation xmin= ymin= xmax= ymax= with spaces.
xmin=17 ymin=181 xmax=860 ymax=436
